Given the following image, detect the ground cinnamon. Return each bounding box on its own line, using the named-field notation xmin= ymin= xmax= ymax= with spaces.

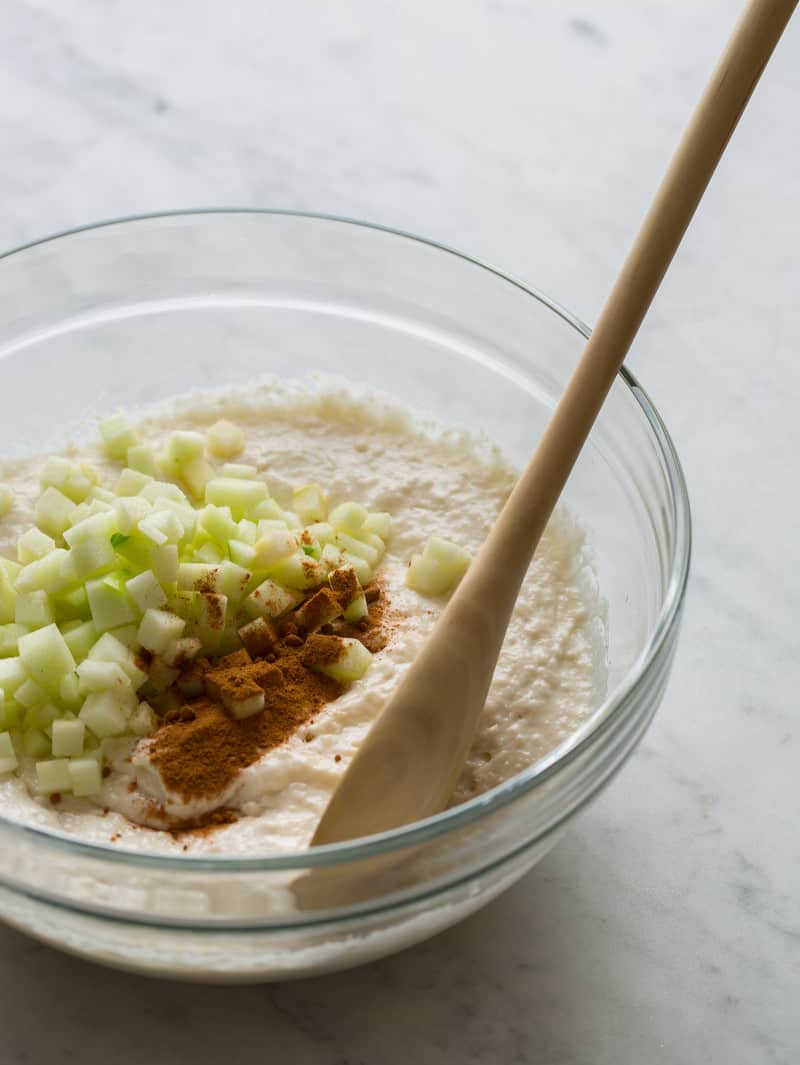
xmin=147 ymin=585 xmax=395 ymax=808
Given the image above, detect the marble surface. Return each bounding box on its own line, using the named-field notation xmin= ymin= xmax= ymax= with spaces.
xmin=0 ymin=0 xmax=798 ymax=1061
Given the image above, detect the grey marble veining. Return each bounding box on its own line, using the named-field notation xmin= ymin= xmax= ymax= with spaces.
xmin=0 ymin=1 xmax=798 ymax=1062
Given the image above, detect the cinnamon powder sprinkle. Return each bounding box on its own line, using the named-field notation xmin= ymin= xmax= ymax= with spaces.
xmin=147 ymin=584 xmax=396 ymax=808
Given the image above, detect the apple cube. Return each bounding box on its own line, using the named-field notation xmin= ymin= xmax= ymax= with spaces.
xmin=137 ymin=608 xmax=185 ymax=655
xmin=125 ymin=570 xmax=167 ymax=613
xmin=269 ymin=553 xmax=327 ymax=591
xmin=363 ymin=512 xmax=392 ymax=540
xmin=0 ymin=567 xmax=16 ymax=624
xmin=305 ymin=636 xmax=372 ymax=683
xmin=343 ymin=592 xmax=368 ymax=623
xmin=252 ymin=529 xmax=296 ymax=570
xmin=293 ymin=484 xmax=326 ymax=525
xmin=406 ymin=535 xmax=471 ymax=596
xmin=222 ymin=463 xmax=257 ymax=479
xmin=205 ymin=477 xmax=268 ymax=519
xmin=36 ymin=758 xmax=72 ymax=793
xmin=245 ymin=579 xmax=304 ymax=620
xmin=59 ymin=671 xmax=82 ymax=708
xmin=18 ymin=624 xmax=76 ymax=689
xmin=99 ymin=413 xmax=139 ymax=459
xmin=228 ymin=539 xmax=256 ymax=569
xmin=329 ymin=502 xmax=367 ymax=534
xmin=15 ymin=589 xmax=54 ymax=628
xmin=78 ymin=691 xmax=128 ymax=738
xmin=207 ymin=419 xmax=244 ymax=459
xmin=14 ymin=678 xmax=46 ymax=708
xmin=16 ymin=549 xmax=75 ymax=595
xmin=76 ymin=659 xmax=132 ymax=695
xmin=86 ymin=576 xmax=137 ymax=632
xmin=126 ymin=445 xmax=159 ymax=477
xmin=0 ymin=731 xmax=18 ymax=774
xmin=68 ymin=757 xmax=103 ymax=797
xmin=0 ymin=657 xmax=26 ymax=694
xmin=151 ymin=544 xmax=179 ymax=585
xmin=180 ymin=456 xmax=216 ymax=500
xmin=22 ymin=728 xmax=50 ymax=759
xmin=0 ymin=623 xmax=26 ymax=658
xmin=34 ymin=487 xmax=76 ymax=538
xmin=166 ymin=430 xmax=205 ymax=465
xmin=51 ymin=718 xmax=85 ymax=757
xmin=62 ymin=620 xmax=98 ymax=663
xmin=114 ymin=468 xmax=153 ymax=496
xmin=87 ymin=633 xmax=147 ymax=688
xmin=196 ymin=504 xmax=237 ymax=544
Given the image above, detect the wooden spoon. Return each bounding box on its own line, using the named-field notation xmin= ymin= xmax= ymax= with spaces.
xmin=312 ymin=0 xmax=797 ymax=846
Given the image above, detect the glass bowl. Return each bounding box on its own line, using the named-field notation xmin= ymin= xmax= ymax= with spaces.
xmin=0 ymin=211 xmax=690 ymax=981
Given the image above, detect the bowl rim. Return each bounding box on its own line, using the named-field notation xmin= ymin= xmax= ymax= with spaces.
xmin=0 ymin=208 xmax=692 ymax=871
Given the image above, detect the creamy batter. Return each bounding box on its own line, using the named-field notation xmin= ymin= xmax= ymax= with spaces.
xmin=0 ymin=383 xmax=606 ymax=854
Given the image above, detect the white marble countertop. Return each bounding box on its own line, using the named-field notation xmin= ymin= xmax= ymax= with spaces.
xmin=0 ymin=1 xmax=797 ymax=1061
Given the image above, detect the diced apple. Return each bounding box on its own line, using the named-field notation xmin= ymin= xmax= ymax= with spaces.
xmin=268 ymin=553 xmax=327 ymax=590
xmin=198 ymin=504 xmax=238 ymax=544
xmin=0 ymin=731 xmax=18 ymax=774
xmin=0 ymin=623 xmax=27 ymax=659
xmin=341 ymin=552 xmax=372 ymax=586
xmin=252 ymin=529 xmax=296 ymax=570
xmin=15 ymin=589 xmax=54 ymax=628
xmin=180 ymin=455 xmax=216 ymax=500
xmin=137 ymin=609 xmax=186 ymax=655
xmin=304 ymin=635 xmax=372 ymax=683
xmin=99 ymin=414 xmax=139 ymax=459
xmin=62 ymin=620 xmax=98 ymax=662
xmin=14 ymin=677 xmax=46 ymax=708
xmin=293 ymin=484 xmax=326 ymax=525
xmin=222 ymin=463 xmax=257 ymax=479
xmin=35 ymin=487 xmax=76 ymax=538
xmin=166 ymin=430 xmax=205 ymax=465
xmin=59 ymin=671 xmax=82 ymax=708
xmin=207 ymin=419 xmax=244 ymax=459
xmin=51 ymin=718 xmax=85 ymax=757
xmin=228 ymin=539 xmax=256 ymax=569
xmin=140 ymin=480 xmax=188 ymax=505
xmin=87 ymin=633 xmax=146 ymax=688
xmin=329 ymin=502 xmax=368 ymax=533
xmin=52 ymin=584 xmax=90 ymax=623
xmin=0 ymin=657 xmax=26 ymax=694
xmin=0 ymin=567 xmax=16 ymax=624
xmin=126 ymin=445 xmax=159 ymax=477
xmin=162 ymin=636 xmax=202 ymax=668
xmin=86 ymin=575 xmax=137 ymax=632
xmin=245 ymin=579 xmax=304 ymax=620
xmin=125 ymin=570 xmax=167 ymax=613
xmin=151 ymin=544 xmax=179 ymax=585
xmin=76 ymin=659 xmax=132 ymax=695
xmin=18 ymin=624 xmax=76 ymax=690
xmin=22 ymin=728 xmax=50 ymax=759
xmin=363 ymin=512 xmax=392 ymax=540
xmin=114 ymin=468 xmax=153 ymax=496
xmin=343 ymin=593 xmax=368 ymax=622
xmin=406 ymin=535 xmax=471 ymax=596
xmin=205 ymin=477 xmax=268 ymax=519
xmin=68 ymin=757 xmax=103 ymax=797
xmin=36 ymin=757 xmax=72 ymax=793
xmin=78 ymin=691 xmax=128 ymax=738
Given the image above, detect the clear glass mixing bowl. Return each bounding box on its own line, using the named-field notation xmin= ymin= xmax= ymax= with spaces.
xmin=0 ymin=211 xmax=690 ymax=981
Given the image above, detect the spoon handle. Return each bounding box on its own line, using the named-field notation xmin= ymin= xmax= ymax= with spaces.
xmin=312 ymin=0 xmax=797 ymax=846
